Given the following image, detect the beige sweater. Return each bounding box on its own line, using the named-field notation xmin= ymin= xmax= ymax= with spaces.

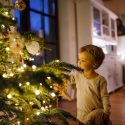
xmin=72 ymin=72 xmax=110 ymax=123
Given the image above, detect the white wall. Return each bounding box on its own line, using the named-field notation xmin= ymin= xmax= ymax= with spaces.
xmin=58 ymin=0 xmax=77 ymax=65
xmin=58 ymin=0 xmax=93 ymax=65
xmin=76 ymin=0 xmax=92 ymax=48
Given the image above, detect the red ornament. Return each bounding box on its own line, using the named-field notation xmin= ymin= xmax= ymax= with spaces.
xmin=15 ymin=0 xmax=26 ymax=11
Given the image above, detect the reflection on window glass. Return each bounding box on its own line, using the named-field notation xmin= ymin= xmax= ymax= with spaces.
xmin=52 ymin=0 xmax=55 ymax=15
xmin=44 ymin=16 xmax=49 ymax=36
xmin=44 ymin=0 xmax=49 ymax=14
xmin=44 ymin=0 xmax=55 ymax=16
xmin=30 ymin=0 xmax=42 ymax=11
xmin=44 ymin=16 xmax=56 ymax=42
xmin=30 ymin=11 xmax=42 ymax=31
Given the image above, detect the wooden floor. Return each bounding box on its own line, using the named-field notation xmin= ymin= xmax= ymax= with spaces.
xmin=59 ymin=86 xmax=125 ymax=125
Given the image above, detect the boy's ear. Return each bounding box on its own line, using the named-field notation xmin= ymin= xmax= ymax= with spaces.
xmin=93 ymin=63 xmax=98 ymax=69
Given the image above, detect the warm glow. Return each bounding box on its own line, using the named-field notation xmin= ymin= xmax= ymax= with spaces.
xmin=6 ymin=47 xmax=10 ymax=51
xmin=36 ymin=111 xmax=40 ymax=115
xmin=7 ymin=94 xmax=12 ymax=99
xmin=35 ymin=90 xmax=40 ymax=95
xmin=26 ymin=82 xmax=30 ymax=86
xmin=51 ymin=92 xmax=56 ymax=97
xmin=2 ymin=73 xmax=7 ymax=78
xmin=32 ymin=65 xmax=36 ymax=70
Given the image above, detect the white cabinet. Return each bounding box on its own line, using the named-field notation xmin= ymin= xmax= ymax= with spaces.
xmin=97 ymin=55 xmax=123 ymax=93
xmin=91 ymin=0 xmax=118 ymax=46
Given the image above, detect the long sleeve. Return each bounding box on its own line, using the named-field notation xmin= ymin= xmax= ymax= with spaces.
xmin=100 ymin=79 xmax=111 ymax=114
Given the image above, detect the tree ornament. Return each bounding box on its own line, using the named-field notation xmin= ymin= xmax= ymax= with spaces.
xmin=25 ymin=41 xmax=40 ymax=55
xmin=15 ymin=0 xmax=26 ymax=11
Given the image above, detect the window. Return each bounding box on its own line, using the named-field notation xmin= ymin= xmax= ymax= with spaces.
xmin=13 ymin=0 xmax=59 ymax=64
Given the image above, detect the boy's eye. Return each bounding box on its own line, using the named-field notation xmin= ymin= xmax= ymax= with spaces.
xmin=78 ymin=59 xmax=86 ymax=62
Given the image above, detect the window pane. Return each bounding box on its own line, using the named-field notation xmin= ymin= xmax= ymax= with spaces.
xmin=29 ymin=0 xmax=42 ymax=11
xmin=44 ymin=0 xmax=56 ymax=16
xmin=44 ymin=16 xmax=56 ymax=43
xmin=30 ymin=11 xmax=42 ymax=31
xmin=13 ymin=9 xmax=20 ymax=28
xmin=45 ymin=44 xmax=58 ymax=63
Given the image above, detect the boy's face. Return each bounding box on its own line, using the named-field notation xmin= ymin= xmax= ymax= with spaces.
xmin=78 ymin=51 xmax=95 ymax=71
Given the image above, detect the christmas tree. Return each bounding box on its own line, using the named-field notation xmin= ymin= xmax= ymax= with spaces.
xmin=0 ymin=1 xmax=82 ymax=125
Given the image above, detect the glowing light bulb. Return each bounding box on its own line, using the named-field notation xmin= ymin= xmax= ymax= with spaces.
xmin=12 ymin=17 xmax=15 ymax=20
xmin=32 ymin=65 xmax=36 ymax=70
xmin=6 ymin=47 xmax=10 ymax=51
xmin=23 ymin=64 xmax=27 ymax=68
xmin=2 ymin=73 xmax=7 ymax=78
xmin=1 ymin=24 xmax=5 ymax=29
xmin=9 ymin=73 xmax=14 ymax=77
xmin=49 ymin=105 xmax=52 ymax=108
xmin=36 ymin=52 xmax=40 ymax=56
xmin=35 ymin=90 xmax=40 ymax=95
xmin=26 ymin=118 xmax=29 ymax=120
xmin=19 ymin=83 xmax=22 ymax=87
xmin=13 ymin=38 xmax=16 ymax=42
xmin=36 ymin=112 xmax=40 ymax=115
xmin=7 ymin=94 xmax=12 ymax=99
xmin=55 ymin=60 xmax=60 ymax=62
xmin=26 ymin=82 xmax=30 ymax=86
xmin=45 ymin=106 xmax=48 ymax=109
xmin=5 ymin=11 xmax=9 ymax=15
xmin=47 ymin=76 xmax=51 ymax=80
xmin=17 ymin=121 xmax=21 ymax=125
xmin=41 ymin=107 xmax=45 ymax=111
xmin=29 ymin=102 xmax=34 ymax=105
xmin=51 ymin=92 xmax=56 ymax=97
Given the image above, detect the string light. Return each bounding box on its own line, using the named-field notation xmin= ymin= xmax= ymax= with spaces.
xmin=36 ymin=111 xmax=40 ymax=115
xmin=26 ymin=118 xmax=29 ymax=121
xmin=43 ymin=100 xmax=45 ymax=104
xmin=9 ymin=73 xmax=14 ymax=77
xmin=6 ymin=47 xmax=10 ymax=51
xmin=55 ymin=60 xmax=60 ymax=62
xmin=35 ymin=90 xmax=40 ymax=95
xmin=45 ymin=106 xmax=48 ymax=109
xmin=17 ymin=121 xmax=21 ymax=125
xmin=32 ymin=65 xmax=36 ymax=70
xmin=47 ymin=76 xmax=51 ymax=80
xmin=2 ymin=73 xmax=7 ymax=78
xmin=29 ymin=102 xmax=34 ymax=105
xmin=19 ymin=83 xmax=22 ymax=87
xmin=51 ymin=92 xmax=56 ymax=97
xmin=29 ymin=58 xmax=34 ymax=61
xmin=5 ymin=11 xmax=9 ymax=15
xmin=7 ymin=94 xmax=12 ymax=99
xmin=26 ymin=82 xmax=30 ymax=86
xmin=23 ymin=64 xmax=27 ymax=68
xmin=41 ymin=107 xmax=45 ymax=111
xmin=40 ymin=83 xmax=42 ymax=86
xmin=1 ymin=24 xmax=5 ymax=29
xmin=36 ymin=52 xmax=40 ymax=56
xmin=12 ymin=17 xmax=16 ymax=20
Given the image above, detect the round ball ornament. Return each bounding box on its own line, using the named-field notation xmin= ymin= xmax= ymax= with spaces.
xmin=15 ymin=0 xmax=26 ymax=11
xmin=25 ymin=41 xmax=40 ymax=55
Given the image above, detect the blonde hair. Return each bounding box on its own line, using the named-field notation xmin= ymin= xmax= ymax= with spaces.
xmin=79 ymin=44 xmax=105 ymax=69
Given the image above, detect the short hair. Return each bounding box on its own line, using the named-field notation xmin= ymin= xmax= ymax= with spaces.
xmin=79 ymin=44 xmax=105 ymax=69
